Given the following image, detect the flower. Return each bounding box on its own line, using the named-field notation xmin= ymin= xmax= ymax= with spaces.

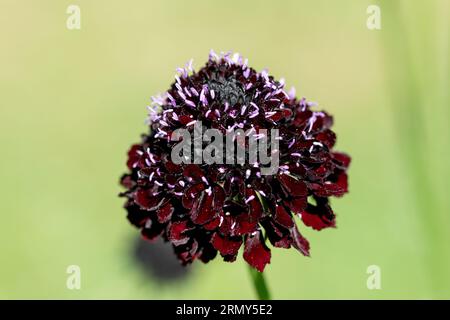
xmin=120 ymin=51 xmax=350 ymax=272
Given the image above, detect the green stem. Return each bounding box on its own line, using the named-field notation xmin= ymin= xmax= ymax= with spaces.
xmin=248 ymin=265 xmax=271 ymax=300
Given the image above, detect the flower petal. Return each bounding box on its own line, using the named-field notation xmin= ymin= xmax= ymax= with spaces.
xmin=211 ymin=233 xmax=243 ymax=257
xmin=156 ymin=202 xmax=174 ymax=223
xmin=286 ymin=196 xmax=307 ymax=215
xmin=262 ymin=219 xmax=292 ymax=249
xmin=190 ymin=190 xmax=217 ymax=225
xmin=168 ymin=221 xmax=192 ymax=246
xmin=278 ymin=174 xmax=307 ymax=197
xmin=134 ymin=188 xmax=165 ymax=211
xmin=274 ymin=204 xmax=294 ymax=229
xmin=243 ymin=231 xmax=271 ymax=272
xmin=182 ymin=183 xmax=205 ymax=209
xmin=301 ymin=198 xmax=336 ymax=230
xmin=290 ymin=225 xmax=310 ymax=256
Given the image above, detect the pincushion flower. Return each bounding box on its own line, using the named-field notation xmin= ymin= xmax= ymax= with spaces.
xmin=120 ymin=51 xmax=350 ymax=273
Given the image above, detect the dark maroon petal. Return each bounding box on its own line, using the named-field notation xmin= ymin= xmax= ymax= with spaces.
xmin=309 ymin=172 xmax=348 ymax=197
xmin=120 ymin=174 xmax=135 ymax=189
xmin=245 ymin=188 xmax=263 ymax=221
xmin=278 ymin=174 xmax=307 ymax=197
xmin=316 ymin=129 xmax=336 ymax=149
xmin=287 ymin=162 xmax=306 ymax=177
xmin=178 ymin=114 xmax=193 ymax=125
xmin=141 ymin=219 xmax=164 ymax=241
xmin=267 ymin=108 xmax=293 ymax=122
xmin=293 ymin=109 xmax=313 ymax=127
xmin=211 ymin=233 xmax=243 ymax=257
xmin=301 ymin=211 xmax=335 ymax=230
xmin=213 ymin=185 xmax=226 ymax=213
xmin=252 ymin=179 xmax=273 ymax=199
xmin=286 ymin=196 xmax=307 ymax=215
xmin=199 ymin=243 xmax=218 ymax=263
xmin=182 ymin=183 xmax=206 ymax=209
xmin=125 ymin=201 xmax=148 ymax=227
xmin=223 ymin=254 xmax=238 ymax=262
xmin=218 ymin=214 xmax=235 ymax=235
xmin=174 ymin=239 xmax=200 ymax=265
xmin=332 ymin=152 xmax=351 ymax=169
xmin=235 ymin=215 xmax=258 ymax=236
xmin=274 ymin=204 xmax=294 ymax=229
xmin=190 ymin=190 xmax=217 ymax=225
xmin=203 ymin=217 xmax=220 ymax=230
xmin=262 ymin=219 xmax=292 ymax=249
xmin=219 ymin=201 xmax=250 ymax=236
xmin=309 ymin=111 xmax=333 ymax=132
xmin=134 ymin=189 xmax=165 ymax=211
xmin=126 ymin=144 xmax=142 ymax=170
xmin=164 ymin=159 xmax=183 ymax=174
xmin=290 ymin=225 xmax=310 ymax=256
xmin=168 ymin=221 xmax=192 ymax=246
xmin=183 ymin=164 xmax=205 ymax=182
xmin=156 ymin=202 xmax=174 ymax=223
xmin=224 ymin=171 xmax=245 ymax=196
xmin=243 ymin=231 xmax=271 ymax=272
xmin=301 ymin=198 xmax=336 ymax=231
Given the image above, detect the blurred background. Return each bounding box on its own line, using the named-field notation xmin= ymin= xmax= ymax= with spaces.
xmin=0 ymin=0 xmax=449 ymax=299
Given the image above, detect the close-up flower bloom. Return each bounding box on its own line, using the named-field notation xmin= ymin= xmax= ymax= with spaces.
xmin=120 ymin=51 xmax=350 ymax=273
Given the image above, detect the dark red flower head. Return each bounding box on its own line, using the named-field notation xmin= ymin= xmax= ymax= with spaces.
xmin=120 ymin=51 xmax=350 ymax=272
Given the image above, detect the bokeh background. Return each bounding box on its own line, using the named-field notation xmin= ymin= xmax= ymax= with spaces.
xmin=1 ymin=0 xmax=449 ymax=299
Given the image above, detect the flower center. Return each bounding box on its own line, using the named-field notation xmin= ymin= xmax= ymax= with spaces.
xmin=207 ymin=76 xmax=247 ymax=106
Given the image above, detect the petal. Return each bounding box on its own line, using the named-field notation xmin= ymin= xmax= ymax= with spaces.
xmin=301 ymin=198 xmax=336 ymax=231
xmin=199 ymin=243 xmax=218 ymax=263
xmin=164 ymin=159 xmax=183 ymax=174
xmin=211 ymin=233 xmax=243 ymax=257
xmin=134 ymin=189 xmax=165 ymax=211
xmin=278 ymin=173 xmax=308 ymax=197
xmin=190 ymin=190 xmax=217 ymax=225
xmin=220 ymin=201 xmax=255 ymax=236
xmin=120 ymin=174 xmax=135 ymax=189
xmin=316 ymin=129 xmax=336 ymax=149
xmin=174 ymin=239 xmax=200 ymax=265
xmin=126 ymin=144 xmax=142 ymax=170
xmin=203 ymin=217 xmax=220 ymax=230
xmin=262 ymin=219 xmax=292 ymax=249
xmin=243 ymin=231 xmax=271 ymax=272
xmin=156 ymin=202 xmax=174 ymax=223
xmin=290 ymin=225 xmax=310 ymax=256
xmin=125 ymin=201 xmax=149 ymax=227
xmin=267 ymin=108 xmax=293 ymax=122
xmin=183 ymin=164 xmax=205 ymax=182
xmin=182 ymin=183 xmax=206 ymax=209
xmin=213 ymin=185 xmax=226 ymax=213
xmin=286 ymin=196 xmax=307 ymax=214
xmin=332 ymin=152 xmax=351 ymax=169
xmin=309 ymin=172 xmax=348 ymax=197
xmin=245 ymin=188 xmax=263 ymax=221
xmin=168 ymin=221 xmax=192 ymax=246
xmin=141 ymin=218 xmax=164 ymax=241
xmin=235 ymin=215 xmax=258 ymax=235
xmin=274 ymin=204 xmax=294 ymax=229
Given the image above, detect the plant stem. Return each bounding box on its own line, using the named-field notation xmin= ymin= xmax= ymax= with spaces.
xmin=248 ymin=265 xmax=271 ymax=300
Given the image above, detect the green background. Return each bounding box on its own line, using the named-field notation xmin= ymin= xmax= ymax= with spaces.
xmin=1 ymin=0 xmax=449 ymax=299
